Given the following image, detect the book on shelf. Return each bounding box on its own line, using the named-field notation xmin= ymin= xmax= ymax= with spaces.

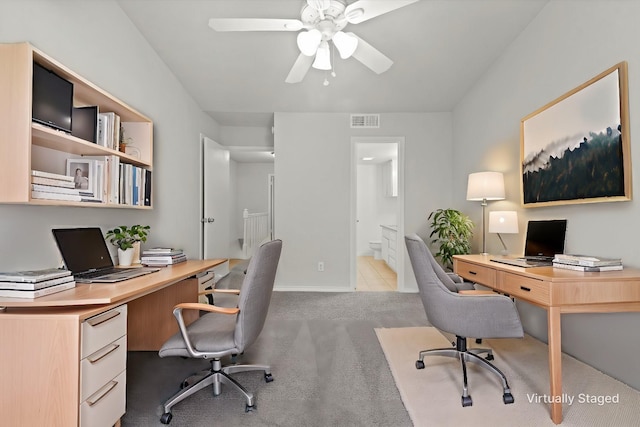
xmin=553 ymin=254 xmax=622 ymax=267
xmin=0 ymin=268 xmax=71 ymax=283
xmin=31 ymin=176 xmax=76 ymax=188
xmin=0 ymin=275 xmax=75 ymax=291
xmin=552 ymin=262 xmax=623 ymax=272
xmin=31 ymin=191 xmax=100 ymax=203
xmin=0 ymin=280 xmax=76 ymax=299
xmin=31 ymin=170 xmax=74 ymax=182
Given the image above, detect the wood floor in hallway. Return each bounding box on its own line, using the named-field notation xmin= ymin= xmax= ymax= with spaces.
xmin=357 ymin=256 xmax=397 ymax=291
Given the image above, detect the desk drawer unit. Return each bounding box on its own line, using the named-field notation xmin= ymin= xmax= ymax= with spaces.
xmin=455 ymin=261 xmax=496 ymax=287
xmin=499 ymin=272 xmax=550 ymax=306
xmin=81 ymin=305 xmax=127 ymax=427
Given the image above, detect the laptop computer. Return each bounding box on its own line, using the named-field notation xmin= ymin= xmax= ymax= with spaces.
xmin=491 ymin=219 xmax=567 ymax=268
xmin=52 ymin=227 xmax=159 ymax=283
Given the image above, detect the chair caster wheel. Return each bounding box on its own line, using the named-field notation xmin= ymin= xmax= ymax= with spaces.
xmin=265 ymin=373 xmax=274 ymax=383
xmin=485 ymin=353 xmax=494 ymax=361
xmin=245 ymin=404 xmax=255 ymax=412
xmin=475 ymin=338 xmax=482 ymax=344
xmin=461 ymin=396 xmax=473 ymax=407
xmin=180 ymin=380 xmax=189 ymax=389
xmin=415 ymin=360 xmax=425 ymax=369
xmin=160 ymin=412 xmax=173 ymax=424
xmin=503 ymin=392 xmax=514 ymax=404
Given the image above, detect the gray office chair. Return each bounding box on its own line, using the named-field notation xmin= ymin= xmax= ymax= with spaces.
xmin=158 ymin=239 xmax=282 ymax=424
xmin=405 ymin=234 xmax=523 ymax=407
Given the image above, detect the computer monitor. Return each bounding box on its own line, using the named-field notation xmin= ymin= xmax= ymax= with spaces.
xmin=524 ymin=219 xmax=567 ymax=258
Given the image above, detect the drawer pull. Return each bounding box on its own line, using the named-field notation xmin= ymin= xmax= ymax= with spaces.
xmin=87 ymin=381 xmax=118 ymax=407
xmin=468 ymin=271 xmax=478 ymax=276
xmin=520 ymin=286 xmax=531 ymax=292
xmin=88 ymin=343 xmax=120 ymax=364
xmin=87 ymin=310 xmax=121 ymax=327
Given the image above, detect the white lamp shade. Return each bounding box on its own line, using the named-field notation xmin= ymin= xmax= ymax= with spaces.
xmin=312 ymin=41 xmax=332 ymax=70
xmin=466 ymin=171 xmax=505 ymax=201
xmin=332 ymin=31 xmax=358 ymax=59
xmin=297 ymin=29 xmax=322 ymax=56
xmin=489 ymin=211 xmax=519 ymax=234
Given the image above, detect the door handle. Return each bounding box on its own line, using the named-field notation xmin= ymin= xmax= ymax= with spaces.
xmin=201 ymin=218 xmax=215 ymax=223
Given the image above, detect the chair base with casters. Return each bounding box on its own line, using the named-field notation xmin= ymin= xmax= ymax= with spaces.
xmin=415 ymin=335 xmax=514 ymax=407
xmin=160 ymin=358 xmax=273 ymax=424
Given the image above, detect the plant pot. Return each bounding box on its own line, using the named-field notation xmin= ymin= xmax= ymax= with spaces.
xmin=118 ymin=248 xmax=135 ymax=267
xmin=132 ymin=241 xmax=141 ymax=264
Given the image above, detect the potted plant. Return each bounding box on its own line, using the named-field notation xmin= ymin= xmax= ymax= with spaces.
xmin=105 ymin=225 xmax=150 ymax=266
xmin=428 ymin=208 xmax=473 ymax=270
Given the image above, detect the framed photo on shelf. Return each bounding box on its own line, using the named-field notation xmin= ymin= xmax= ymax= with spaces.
xmin=520 ymin=61 xmax=631 ymax=207
xmin=66 ymin=159 xmax=94 ymax=193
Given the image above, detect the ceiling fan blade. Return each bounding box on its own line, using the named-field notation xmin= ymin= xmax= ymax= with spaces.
xmin=208 ymin=18 xmax=303 ymax=32
xmin=285 ymin=54 xmax=314 ymax=83
xmin=345 ymin=0 xmax=419 ymax=24
xmin=350 ymin=34 xmax=393 ymax=74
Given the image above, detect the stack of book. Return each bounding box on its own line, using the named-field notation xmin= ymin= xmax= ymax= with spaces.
xmin=31 ymin=170 xmax=97 ymax=202
xmin=0 ymin=268 xmax=76 ymax=298
xmin=552 ymin=254 xmax=623 ymax=272
xmin=141 ymin=248 xmax=186 ymax=266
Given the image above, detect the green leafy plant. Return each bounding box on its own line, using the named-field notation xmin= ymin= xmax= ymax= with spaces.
xmin=428 ymin=208 xmax=474 ymax=269
xmin=105 ymin=225 xmax=150 ymax=251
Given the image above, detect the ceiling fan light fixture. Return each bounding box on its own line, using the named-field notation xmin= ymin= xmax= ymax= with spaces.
xmin=345 ymin=7 xmax=365 ymax=22
xmin=332 ymin=31 xmax=358 ymax=59
xmin=297 ymin=29 xmax=322 ymax=56
xmin=307 ymin=0 xmax=331 ymax=11
xmin=312 ymin=41 xmax=332 ymax=70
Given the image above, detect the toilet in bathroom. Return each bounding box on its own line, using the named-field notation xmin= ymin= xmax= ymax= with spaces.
xmin=369 ymin=241 xmax=382 ymax=260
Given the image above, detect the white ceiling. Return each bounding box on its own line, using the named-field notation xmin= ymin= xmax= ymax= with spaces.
xmin=118 ymin=0 xmax=548 ymax=130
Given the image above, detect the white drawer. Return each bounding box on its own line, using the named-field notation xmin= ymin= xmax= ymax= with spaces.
xmin=81 ymin=335 xmax=127 ymax=402
xmin=80 ymin=370 xmax=126 ymax=427
xmin=82 ymin=305 xmax=127 ymax=359
xmin=388 ymin=246 xmax=396 ymax=257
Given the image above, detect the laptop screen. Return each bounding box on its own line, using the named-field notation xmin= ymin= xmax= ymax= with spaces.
xmin=524 ymin=220 xmax=567 ymax=258
xmin=52 ymin=227 xmax=114 ymax=273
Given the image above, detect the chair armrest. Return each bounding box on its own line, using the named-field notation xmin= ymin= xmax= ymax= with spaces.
xmin=198 ymin=288 xmax=240 ymax=296
xmin=174 ymin=302 xmax=239 ymax=315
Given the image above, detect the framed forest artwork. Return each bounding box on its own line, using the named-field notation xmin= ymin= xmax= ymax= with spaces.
xmin=520 ymin=62 xmax=631 ymax=207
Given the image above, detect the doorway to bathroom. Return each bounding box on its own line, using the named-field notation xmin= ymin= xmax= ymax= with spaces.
xmin=350 ymin=137 xmax=405 ymax=292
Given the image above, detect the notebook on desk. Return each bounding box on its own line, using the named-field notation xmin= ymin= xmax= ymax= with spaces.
xmin=52 ymin=227 xmax=159 ymax=283
xmin=491 ymin=219 xmax=567 ymax=268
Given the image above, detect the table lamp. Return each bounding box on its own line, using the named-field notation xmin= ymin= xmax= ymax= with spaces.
xmin=489 ymin=211 xmax=519 ymax=255
xmin=466 ymin=171 xmax=505 ymax=255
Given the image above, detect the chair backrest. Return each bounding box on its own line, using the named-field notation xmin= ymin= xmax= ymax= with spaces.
xmin=404 ymin=234 xmax=459 ymax=332
xmin=234 ymin=239 xmax=282 ymax=351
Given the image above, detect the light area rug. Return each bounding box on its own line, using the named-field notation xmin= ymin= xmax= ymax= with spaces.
xmin=375 ymin=327 xmax=640 ymax=427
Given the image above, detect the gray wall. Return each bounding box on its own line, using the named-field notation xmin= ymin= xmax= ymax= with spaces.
xmin=0 ymin=0 xmax=220 ymax=268
xmin=274 ymin=112 xmax=453 ymax=291
xmin=452 ymin=0 xmax=640 ymax=390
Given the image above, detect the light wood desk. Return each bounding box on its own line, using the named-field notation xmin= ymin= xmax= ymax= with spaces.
xmin=0 ymin=259 xmax=225 ymax=427
xmin=453 ymin=254 xmax=640 ymax=424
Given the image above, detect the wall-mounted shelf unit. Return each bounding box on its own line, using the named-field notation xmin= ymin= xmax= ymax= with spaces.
xmin=0 ymin=42 xmax=153 ymax=208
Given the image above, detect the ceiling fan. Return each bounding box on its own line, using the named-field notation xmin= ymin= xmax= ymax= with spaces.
xmin=208 ymin=0 xmax=419 ymax=83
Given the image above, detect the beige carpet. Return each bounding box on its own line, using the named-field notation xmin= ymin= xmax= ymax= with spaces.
xmin=376 ymin=327 xmax=640 ymax=427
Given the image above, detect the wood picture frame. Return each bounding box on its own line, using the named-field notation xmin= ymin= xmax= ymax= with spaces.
xmin=520 ymin=62 xmax=631 ymax=207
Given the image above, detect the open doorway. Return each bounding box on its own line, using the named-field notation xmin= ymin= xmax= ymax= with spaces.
xmin=350 ymin=137 xmax=405 ymax=292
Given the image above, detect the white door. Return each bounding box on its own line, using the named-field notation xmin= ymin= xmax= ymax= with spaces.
xmin=201 ymin=135 xmax=230 ymax=262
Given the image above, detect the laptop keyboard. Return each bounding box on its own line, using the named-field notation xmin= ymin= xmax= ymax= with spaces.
xmin=76 ymin=267 xmax=134 ymax=279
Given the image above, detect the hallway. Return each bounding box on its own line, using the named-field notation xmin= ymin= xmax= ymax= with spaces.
xmin=356 ymin=256 xmax=397 ymax=291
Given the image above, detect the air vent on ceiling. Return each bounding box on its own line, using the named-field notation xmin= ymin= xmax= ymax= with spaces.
xmin=350 ymin=114 xmax=380 ymax=129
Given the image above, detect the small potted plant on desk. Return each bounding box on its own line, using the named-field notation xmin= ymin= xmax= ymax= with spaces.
xmin=105 ymin=225 xmax=150 ymax=266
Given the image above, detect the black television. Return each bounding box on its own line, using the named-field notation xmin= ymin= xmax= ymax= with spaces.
xmin=32 ymin=62 xmax=73 ymax=133
xmin=72 ymin=106 xmax=98 ymax=143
